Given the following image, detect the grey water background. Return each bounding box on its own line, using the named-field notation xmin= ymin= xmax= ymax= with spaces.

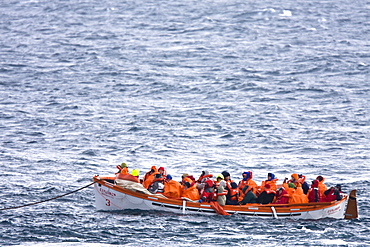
xmin=0 ymin=0 xmax=369 ymax=246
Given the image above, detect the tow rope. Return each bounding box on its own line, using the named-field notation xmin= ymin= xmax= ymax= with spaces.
xmin=0 ymin=181 xmax=97 ymax=211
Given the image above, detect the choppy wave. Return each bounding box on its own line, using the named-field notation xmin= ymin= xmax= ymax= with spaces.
xmin=1 ymin=0 xmax=370 ymax=245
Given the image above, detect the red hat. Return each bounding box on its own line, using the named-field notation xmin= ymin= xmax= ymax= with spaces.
xmin=265 ymin=184 xmax=271 ymax=189
xmin=158 ymin=167 xmax=165 ymax=171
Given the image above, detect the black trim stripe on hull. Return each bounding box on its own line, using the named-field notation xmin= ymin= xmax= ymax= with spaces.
xmin=151 ymin=202 xmax=302 ymax=217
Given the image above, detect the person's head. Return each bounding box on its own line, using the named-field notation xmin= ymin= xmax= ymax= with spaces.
xmin=221 ymin=171 xmax=230 ymax=181
xmin=184 ymin=182 xmax=191 ymax=188
xmin=288 ymin=183 xmax=296 ymax=189
xmin=291 ymin=173 xmax=299 ymax=182
xmin=336 ymin=184 xmax=342 ymax=191
xmin=150 ymin=166 xmax=157 ymax=173
xmin=311 ymin=180 xmax=319 ymax=188
xmin=264 ymin=184 xmax=271 ymax=190
xmin=268 ymin=173 xmax=275 ymax=180
xmin=166 ymin=174 xmax=172 ymax=181
xmin=316 ymin=176 xmax=324 ymax=182
xmin=158 ymin=167 xmax=165 ymax=174
xmin=205 ymin=179 xmax=214 ymax=188
xmin=182 ymin=173 xmax=189 ymax=180
xmin=276 ymin=187 xmax=284 ymax=196
xmin=216 ymin=174 xmax=224 ymax=181
xmin=242 ymin=171 xmax=251 ymax=181
xmin=120 ymin=163 xmax=128 ymax=168
xmin=131 ymin=169 xmax=140 ymax=177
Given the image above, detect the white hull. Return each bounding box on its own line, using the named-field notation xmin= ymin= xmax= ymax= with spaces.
xmin=93 ymin=176 xmax=349 ymax=220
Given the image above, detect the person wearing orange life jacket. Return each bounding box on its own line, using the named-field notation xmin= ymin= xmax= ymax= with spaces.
xmin=142 ymin=166 xmax=159 ymax=189
xmin=316 ymin=176 xmax=327 ymax=197
xmin=181 ymin=181 xmax=200 ymax=202
xmin=214 ymin=174 xmax=224 ymax=189
xmin=289 ymin=183 xmax=308 ymax=204
xmin=213 ymin=180 xmax=228 ymax=206
xmin=181 ymin=173 xmax=191 ymax=185
xmin=116 ymin=162 xmax=129 ymax=174
xmin=238 ymin=171 xmax=258 ymax=195
xmin=282 ymin=178 xmax=297 ymax=201
xmin=221 ymin=170 xmax=238 ymax=202
xmin=308 ymin=179 xmax=323 ymax=202
xmin=238 ymin=185 xmax=257 ymax=205
xmin=259 ymin=173 xmax=279 ymax=193
xmin=257 ymin=184 xmax=276 ymax=204
xmin=163 ymin=175 xmax=182 ymax=198
xmin=226 ymin=182 xmax=239 ymax=205
xmin=158 ymin=167 xmax=167 ymax=178
xmin=289 ymin=173 xmax=309 ymax=194
xmin=116 ymin=168 xmax=140 ymax=183
xmin=148 ymin=173 xmax=165 ymax=194
xmin=221 ymin=171 xmax=234 ymax=190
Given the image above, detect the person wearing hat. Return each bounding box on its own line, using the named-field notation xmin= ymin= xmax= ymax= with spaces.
xmin=238 ymin=171 xmax=258 ymax=195
xmin=214 ymin=174 xmax=224 ymax=189
xmin=142 ymin=166 xmax=159 ymax=189
xmin=308 ymin=179 xmax=323 ymax=202
xmin=259 ymin=173 xmax=279 ymax=193
xmin=115 ymin=168 xmax=140 ymax=184
xmin=282 ymin=177 xmax=297 ymax=201
xmin=158 ymin=167 xmax=167 ymax=178
xmin=148 ymin=173 xmax=165 ymax=194
xmin=288 ymin=173 xmax=309 ymax=194
xmin=181 ymin=173 xmax=196 ymax=186
xmin=181 ymin=181 xmax=200 ymax=202
xmin=116 ymin=162 xmax=129 ymax=174
xmin=163 ymin=175 xmax=182 ymax=198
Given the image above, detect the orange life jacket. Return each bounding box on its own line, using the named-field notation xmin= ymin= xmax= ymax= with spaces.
xmin=214 ymin=180 xmax=221 ymax=189
xmin=289 ymin=186 xmax=308 ymax=204
xmin=142 ymin=167 xmax=159 ymax=189
xmin=228 ymin=188 xmax=239 ymax=201
xmin=239 ymin=179 xmax=258 ymax=194
xmin=197 ymin=174 xmax=213 ymax=183
xmin=213 ymin=188 xmax=228 ymax=201
xmin=260 ymin=178 xmax=279 ymax=192
xmin=116 ymin=166 xmax=129 ymax=174
xmin=163 ymin=180 xmax=182 ymax=198
xmin=318 ymin=180 xmax=327 ymax=197
xmin=181 ymin=185 xmax=200 ymax=201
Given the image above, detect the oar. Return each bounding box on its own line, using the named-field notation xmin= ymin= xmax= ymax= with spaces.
xmin=344 ymin=190 xmax=358 ymax=219
xmin=210 ymin=201 xmax=230 ymax=215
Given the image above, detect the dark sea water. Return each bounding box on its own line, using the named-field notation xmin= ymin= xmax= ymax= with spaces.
xmin=1 ymin=0 xmax=369 ymax=246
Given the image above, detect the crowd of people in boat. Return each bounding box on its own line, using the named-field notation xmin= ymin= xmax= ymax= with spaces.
xmin=115 ymin=163 xmax=344 ymax=206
